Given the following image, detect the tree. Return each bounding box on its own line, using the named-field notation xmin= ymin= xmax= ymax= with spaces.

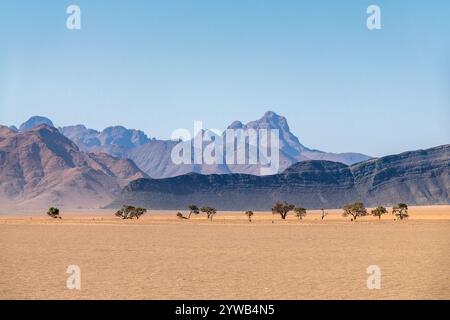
xmin=245 ymin=210 xmax=254 ymax=222
xmin=176 ymin=212 xmax=186 ymax=219
xmin=371 ymin=206 xmax=387 ymax=220
xmin=115 ymin=205 xmax=147 ymax=219
xmin=132 ymin=207 xmax=147 ymax=219
xmin=342 ymin=202 xmax=367 ymax=221
xmin=47 ymin=207 xmax=61 ymax=219
xmin=272 ymin=201 xmax=295 ymax=220
xmin=321 ymin=208 xmax=328 ymax=220
xmin=294 ymin=207 xmax=307 ymax=220
xmin=392 ymin=203 xmax=409 ymax=220
xmin=115 ymin=205 xmax=132 ymax=219
xmin=187 ymin=204 xmax=200 ymax=219
xmin=201 ymin=206 xmax=217 ymax=221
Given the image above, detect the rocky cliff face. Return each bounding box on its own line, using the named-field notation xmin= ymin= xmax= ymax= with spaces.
xmin=109 ymin=145 xmax=450 ymax=210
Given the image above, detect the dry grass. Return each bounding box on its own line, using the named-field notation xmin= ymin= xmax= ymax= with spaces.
xmin=0 ymin=205 xmax=449 ymax=299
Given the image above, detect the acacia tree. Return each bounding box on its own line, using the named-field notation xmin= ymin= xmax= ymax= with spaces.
xmin=131 ymin=207 xmax=146 ymax=219
xmin=187 ymin=204 xmax=200 ymax=219
xmin=176 ymin=212 xmax=186 ymax=219
xmin=201 ymin=206 xmax=217 ymax=221
xmin=321 ymin=208 xmax=328 ymax=220
xmin=47 ymin=207 xmax=61 ymax=219
xmin=245 ymin=210 xmax=254 ymax=222
xmin=342 ymin=202 xmax=367 ymax=221
xmin=272 ymin=201 xmax=295 ymax=220
xmin=115 ymin=205 xmax=132 ymax=219
xmin=392 ymin=203 xmax=409 ymax=220
xmin=371 ymin=206 xmax=388 ymax=220
xmin=294 ymin=207 xmax=307 ymax=220
xmin=115 ymin=205 xmax=147 ymax=219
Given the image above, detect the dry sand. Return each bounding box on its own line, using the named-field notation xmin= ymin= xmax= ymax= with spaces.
xmin=1 ymin=205 xmax=449 ymax=299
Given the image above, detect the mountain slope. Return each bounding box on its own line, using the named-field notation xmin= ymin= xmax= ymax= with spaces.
xmin=109 ymin=145 xmax=450 ymax=210
xmin=351 ymin=144 xmax=449 ymax=205
xmin=0 ymin=125 xmax=148 ymax=210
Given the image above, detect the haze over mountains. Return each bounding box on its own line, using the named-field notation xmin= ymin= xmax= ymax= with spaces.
xmin=17 ymin=111 xmax=371 ymax=178
xmin=111 ymin=145 xmax=450 ymax=210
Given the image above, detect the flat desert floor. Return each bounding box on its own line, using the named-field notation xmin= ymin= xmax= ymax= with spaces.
xmin=1 ymin=206 xmax=449 ymax=299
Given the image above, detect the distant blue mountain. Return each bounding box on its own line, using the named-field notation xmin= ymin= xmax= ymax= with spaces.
xmin=16 ymin=112 xmax=372 ymax=178
xmin=19 ymin=116 xmax=54 ymax=131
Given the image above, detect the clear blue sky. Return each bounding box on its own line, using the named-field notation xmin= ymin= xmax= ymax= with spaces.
xmin=1 ymin=0 xmax=449 ymax=156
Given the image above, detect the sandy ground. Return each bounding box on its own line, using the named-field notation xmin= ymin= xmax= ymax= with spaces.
xmin=0 ymin=205 xmax=449 ymax=299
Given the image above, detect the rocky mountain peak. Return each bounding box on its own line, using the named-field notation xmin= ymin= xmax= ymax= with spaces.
xmin=19 ymin=116 xmax=54 ymax=131
xmin=227 ymin=120 xmax=244 ymax=130
xmin=246 ymin=111 xmax=290 ymax=132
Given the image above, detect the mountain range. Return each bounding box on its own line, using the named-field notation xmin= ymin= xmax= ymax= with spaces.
xmin=2 ymin=113 xmax=448 ymax=211
xmin=110 ymin=145 xmax=450 ymax=210
xmin=0 ymin=125 xmax=148 ymax=210
xmin=17 ymin=111 xmax=371 ymax=178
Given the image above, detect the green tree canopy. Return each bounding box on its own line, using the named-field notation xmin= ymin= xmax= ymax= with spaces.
xmin=371 ymin=206 xmax=388 ymax=220
xmin=187 ymin=204 xmax=200 ymax=219
xmin=272 ymin=201 xmax=295 ymax=220
xmin=201 ymin=206 xmax=217 ymax=221
xmin=115 ymin=205 xmax=147 ymax=219
xmin=342 ymin=202 xmax=367 ymax=221
xmin=392 ymin=203 xmax=409 ymax=220
xmin=47 ymin=207 xmax=61 ymax=219
xmin=294 ymin=207 xmax=307 ymax=220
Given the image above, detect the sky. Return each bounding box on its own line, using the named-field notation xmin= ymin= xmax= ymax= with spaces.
xmin=0 ymin=0 xmax=449 ymax=157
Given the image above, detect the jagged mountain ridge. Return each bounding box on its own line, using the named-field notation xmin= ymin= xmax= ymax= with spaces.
xmin=14 ymin=112 xmax=372 ymax=178
xmin=59 ymin=124 xmax=150 ymax=157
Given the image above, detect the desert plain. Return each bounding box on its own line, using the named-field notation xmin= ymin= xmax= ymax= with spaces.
xmin=0 ymin=205 xmax=449 ymax=299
